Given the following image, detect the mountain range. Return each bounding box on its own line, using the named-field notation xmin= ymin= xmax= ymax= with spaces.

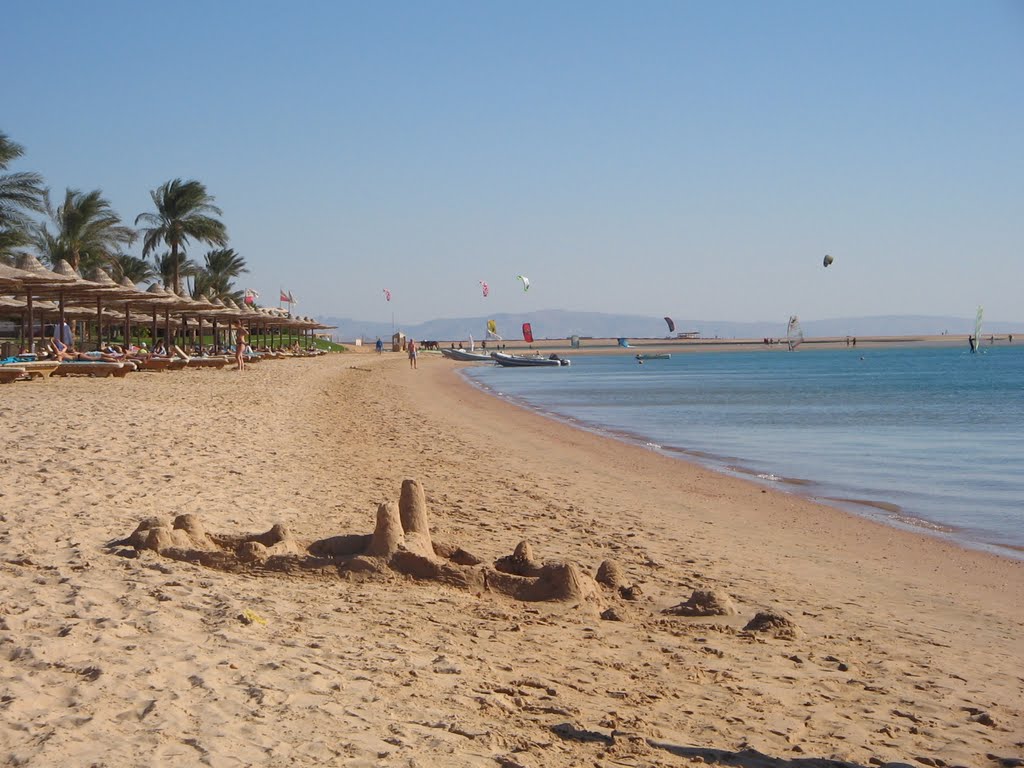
xmin=316 ymin=310 xmax=1020 ymax=342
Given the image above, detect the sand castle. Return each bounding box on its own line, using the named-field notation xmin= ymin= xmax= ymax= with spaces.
xmin=115 ymin=478 xmax=629 ymax=606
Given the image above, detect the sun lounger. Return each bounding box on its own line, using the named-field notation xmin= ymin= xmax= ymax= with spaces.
xmin=186 ymin=356 xmax=229 ymax=369
xmin=133 ymin=358 xmax=173 ymax=372
xmin=51 ymin=361 xmax=128 ymax=378
xmin=0 ymin=367 xmax=28 ymax=384
xmin=1 ymin=360 xmax=60 ymax=379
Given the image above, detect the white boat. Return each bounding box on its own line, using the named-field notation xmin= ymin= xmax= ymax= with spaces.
xmin=442 ymin=348 xmax=493 ymax=362
xmin=490 ymin=352 xmax=570 ymax=367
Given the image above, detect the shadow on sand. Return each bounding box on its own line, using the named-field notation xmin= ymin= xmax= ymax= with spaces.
xmin=551 ymin=722 xmax=922 ymax=768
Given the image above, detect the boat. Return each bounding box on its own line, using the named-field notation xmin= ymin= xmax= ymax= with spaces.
xmin=635 ymin=353 xmax=670 ymax=360
xmin=441 ymin=348 xmax=493 ymax=362
xmin=490 ymin=352 xmax=570 ymax=367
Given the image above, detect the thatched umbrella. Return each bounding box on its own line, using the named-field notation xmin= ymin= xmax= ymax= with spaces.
xmin=64 ymin=268 xmax=145 ymax=349
xmin=12 ymin=255 xmax=89 ymax=352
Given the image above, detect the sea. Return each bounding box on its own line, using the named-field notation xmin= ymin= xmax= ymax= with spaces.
xmin=462 ymin=344 xmax=1024 ymax=560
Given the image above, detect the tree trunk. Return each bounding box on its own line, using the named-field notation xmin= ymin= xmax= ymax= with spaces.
xmin=171 ymin=241 xmax=179 ymax=294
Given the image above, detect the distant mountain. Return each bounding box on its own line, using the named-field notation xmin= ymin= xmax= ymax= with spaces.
xmin=316 ymin=310 xmax=1021 ymax=342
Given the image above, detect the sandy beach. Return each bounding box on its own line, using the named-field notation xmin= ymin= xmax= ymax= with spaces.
xmin=1 ymin=352 xmax=1021 ymax=767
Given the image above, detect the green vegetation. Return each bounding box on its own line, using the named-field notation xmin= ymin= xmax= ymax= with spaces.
xmin=1 ymin=130 xmax=322 ymax=334
xmin=0 ymin=132 xmax=46 ymax=263
xmin=135 ymin=179 xmax=229 ymax=295
xmin=33 ymin=188 xmax=135 ymax=273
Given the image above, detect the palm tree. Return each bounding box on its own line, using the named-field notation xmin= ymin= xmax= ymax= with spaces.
xmin=197 ymin=247 xmax=248 ymax=299
xmin=154 ymin=251 xmax=199 ymax=291
xmin=109 ymin=254 xmax=157 ymax=285
xmin=0 ymin=131 xmax=46 ymax=264
xmin=135 ymin=179 xmax=228 ymax=294
xmin=33 ymin=188 xmax=136 ymax=273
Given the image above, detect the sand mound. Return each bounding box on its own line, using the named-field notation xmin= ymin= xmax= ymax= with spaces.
xmin=662 ymin=589 xmax=738 ymax=617
xmin=743 ymin=610 xmax=801 ymax=638
xmin=114 ymin=479 xmax=604 ymax=605
xmin=595 ymin=559 xmax=626 ymax=589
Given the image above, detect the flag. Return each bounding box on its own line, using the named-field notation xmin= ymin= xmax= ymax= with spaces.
xmin=280 ymin=289 xmax=290 ymax=303
xmin=287 ymin=291 xmax=297 ymax=304
xmin=244 ymin=288 xmax=259 ymax=305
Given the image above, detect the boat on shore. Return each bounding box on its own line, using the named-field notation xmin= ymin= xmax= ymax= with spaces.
xmin=491 ymin=352 xmax=571 ymax=367
xmin=442 ymin=348 xmax=494 ymax=362
xmin=635 ymin=353 xmax=671 ymax=360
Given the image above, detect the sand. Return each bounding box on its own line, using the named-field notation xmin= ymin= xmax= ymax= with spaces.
xmin=0 ymin=352 xmax=1021 ymax=767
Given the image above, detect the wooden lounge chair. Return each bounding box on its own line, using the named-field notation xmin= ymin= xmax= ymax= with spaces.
xmin=51 ymin=361 xmax=127 ymax=378
xmin=4 ymin=360 xmax=61 ymax=379
xmin=186 ymin=356 xmax=229 ymax=369
xmin=133 ymin=358 xmax=173 ymax=372
xmin=0 ymin=367 xmax=28 ymax=384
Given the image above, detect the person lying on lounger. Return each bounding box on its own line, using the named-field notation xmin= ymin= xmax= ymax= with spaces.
xmin=74 ymin=349 xmax=122 ymax=362
xmin=49 ymin=338 xmax=77 ymax=361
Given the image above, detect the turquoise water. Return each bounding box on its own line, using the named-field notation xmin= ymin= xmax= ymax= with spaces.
xmin=462 ymin=345 xmax=1024 ymax=558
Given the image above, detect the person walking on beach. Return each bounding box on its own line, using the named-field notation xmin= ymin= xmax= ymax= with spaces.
xmin=375 ymin=337 xmax=383 ymax=355
xmin=235 ymin=323 xmax=248 ymax=371
xmin=407 ymin=338 xmax=418 ymax=369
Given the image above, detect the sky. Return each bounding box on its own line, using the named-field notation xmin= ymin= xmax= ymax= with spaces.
xmin=5 ymin=1 xmax=1023 ymax=325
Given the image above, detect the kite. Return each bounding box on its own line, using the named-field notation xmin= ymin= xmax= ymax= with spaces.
xmin=522 ymin=322 xmax=534 ymax=343
xmin=480 ymin=280 xmax=489 ymax=298
xmin=383 ymin=288 xmax=391 ymax=302
xmin=516 ymin=274 xmax=530 ymax=292
xmin=664 ymin=316 xmax=676 ymax=333
xmin=823 ymin=254 xmax=834 ymax=268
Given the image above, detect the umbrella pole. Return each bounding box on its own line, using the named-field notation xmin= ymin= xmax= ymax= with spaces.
xmin=151 ymin=307 xmax=157 ymax=350
xmin=26 ymin=292 xmax=34 ymax=354
xmin=124 ymin=302 xmax=131 ymax=348
xmin=96 ymin=296 xmax=103 ymax=350
xmin=59 ymin=292 xmax=66 ymax=349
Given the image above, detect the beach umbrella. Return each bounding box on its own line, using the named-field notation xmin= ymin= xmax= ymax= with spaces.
xmin=8 ymin=254 xmax=77 ymax=352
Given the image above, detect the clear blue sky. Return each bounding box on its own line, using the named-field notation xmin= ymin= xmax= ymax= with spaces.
xmin=6 ymin=1 xmax=1023 ymax=325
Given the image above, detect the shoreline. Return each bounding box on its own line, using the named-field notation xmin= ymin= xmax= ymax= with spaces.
xmin=373 ymin=332 xmax=1011 ymax=357
xmin=1 ymin=355 xmax=1020 ymax=766
xmin=456 ymin=352 xmax=1024 ymax=562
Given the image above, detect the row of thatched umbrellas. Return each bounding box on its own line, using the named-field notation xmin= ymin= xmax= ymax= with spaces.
xmin=0 ymin=254 xmax=332 ymax=355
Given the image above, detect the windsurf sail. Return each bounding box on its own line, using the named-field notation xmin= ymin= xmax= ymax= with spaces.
xmin=786 ymin=315 xmax=804 ymax=351
xmin=468 ymin=333 xmax=474 ymax=351
xmin=617 ymin=337 xmax=631 ymax=348
xmin=522 ymin=323 xmax=533 ymax=343
xmin=974 ymin=305 xmax=983 ymax=351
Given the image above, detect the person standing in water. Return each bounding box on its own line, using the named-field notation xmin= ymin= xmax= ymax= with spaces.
xmin=407 ymin=338 xmax=418 ymax=369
